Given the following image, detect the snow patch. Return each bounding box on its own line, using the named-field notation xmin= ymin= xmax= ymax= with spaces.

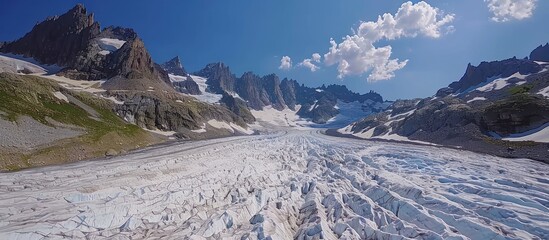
xmin=467 ymin=97 xmax=487 ymax=103
xmin=0 ymin=53 xmax=61 ymax=74
xmin=187 ymin=75 xmax=223 ymax=104
xmin=97 ymin=38 xmax=126 ymax=55
xmin=207 ymin=120 xmax=253 ymax=134
xmin=475 ymin=72 xmax=528 ymax=92
xmin=144 ymin=128 xmax=176 ymax=137
xmin=494 ymin=122 xmax=549 ymax=143
xmin=538 ymin=86 xmax=549 ymax=98
xmin=251 ymin=105 xmax=312 ymax=129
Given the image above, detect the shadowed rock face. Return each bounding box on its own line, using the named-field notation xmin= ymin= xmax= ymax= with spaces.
xmin=195 ymin=63 xmax=236 ymax=94
xmin=530 ymin=43 xmax=549 ymax=62
xmin=1 ymin=4 xmax=99 ymax=67
xmin=236 ymin=72 xmax=269 ymax=110
xmin=280 ymin=78 xmax=297 ymax=110
xmin=481 ymin=95 xmax=549 ymax=136
xmin=173 ymin=77 xmax=201 ymax=95
xmin=161 ymin=56 xmax=187 ymax=76
xmin=261 ymin=74 xmax=286 ymax=110
xmin=220 ymin=93 xmax=256 ymax=123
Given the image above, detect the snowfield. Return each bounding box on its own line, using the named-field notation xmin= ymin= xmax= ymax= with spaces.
xmin=1 ymin=130 xmax=548 ymax=239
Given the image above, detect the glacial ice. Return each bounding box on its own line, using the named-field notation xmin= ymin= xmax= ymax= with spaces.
xmin=0 ymin=130 xmax=547 ymax=239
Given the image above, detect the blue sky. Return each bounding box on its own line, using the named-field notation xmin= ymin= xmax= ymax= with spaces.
xmin=1 ymin=0 xmax=548 ymax=100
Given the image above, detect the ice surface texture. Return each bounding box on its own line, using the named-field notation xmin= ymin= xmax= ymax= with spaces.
xmin=0 ymin=130 xmax=547 ymax=239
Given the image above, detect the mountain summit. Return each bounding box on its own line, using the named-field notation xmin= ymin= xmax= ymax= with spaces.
xmin=161 ymin=56 xmax=188 ymax=76
xmin=1 ymin=4 xmax=173 ymax=92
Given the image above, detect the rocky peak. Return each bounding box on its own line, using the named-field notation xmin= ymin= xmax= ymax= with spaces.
xmin=1 ymin=4 xmax=100 ymax=66
xmin=530 ymin=43 xmax=549 ymax=62
xmin=195 ymin=62 xmax=236 ymax=93
xmin=261 ymin=74 xmax=286 ymax=110
xmin=161 ymin=56 xmax=187 ymax=76
xmin=280 ymin=78 xmax=298 ymax=110
xmin=99 ymin=26 xmax=138 ymax=41
xmin=443 ymin=57 xmax=542 ymax=95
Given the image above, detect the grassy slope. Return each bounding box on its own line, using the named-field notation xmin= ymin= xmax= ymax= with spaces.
xmin=0 ymin=73 xmax=164 ymax=171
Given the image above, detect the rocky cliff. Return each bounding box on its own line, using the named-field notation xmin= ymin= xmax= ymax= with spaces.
xmin=342 ymin=45 xmax=549 ymax=162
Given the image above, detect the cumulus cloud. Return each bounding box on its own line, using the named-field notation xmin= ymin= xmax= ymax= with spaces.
xmin=298 ymin=53 xmax=321 ymax=72
xmin=322 ymin=1 xmax=454 ymax=82
xmin=485 ymin=0 xmax=537 ymax=22
xmin=279 ymin=56 xmax=292 ymax=70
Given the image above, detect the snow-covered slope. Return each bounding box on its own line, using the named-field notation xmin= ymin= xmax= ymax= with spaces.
xmin=0 ymin=53 xmax=61 ymax=74
xmin=0 ymin=130 xmax=547 ymax=239
xmin=182 ymin=75 xmax=222 ymax=103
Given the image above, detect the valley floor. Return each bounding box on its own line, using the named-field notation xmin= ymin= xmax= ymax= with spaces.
xmin=0 ymin=130 xmax=548 ymax=239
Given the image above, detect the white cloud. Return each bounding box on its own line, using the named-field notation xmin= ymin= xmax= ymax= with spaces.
xmin=299 ymin=53 xmax=321 ymax=72
xmin=323 ymin=1 xmax=454 ymax=82
xmin=485 ymin=0 xmax=537 ymax=22
xmin=279 ymin=56 xmax=292 ymax=70
xmin=312 ymin=53 xmax=321 ymax=62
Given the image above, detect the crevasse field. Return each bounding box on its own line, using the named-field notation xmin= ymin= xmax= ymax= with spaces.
xmin=1 ymin=130 xmax=547 ymax=239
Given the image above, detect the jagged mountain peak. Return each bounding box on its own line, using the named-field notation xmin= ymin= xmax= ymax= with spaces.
xmin=100 ymin=26 xmax=138 ymax=41
xmin=161 ymin=56 xmax=187 ymax=76
xmin=440 ymin=57 xmax=542 ymax=96
xmin=530 ymin=43 xmax=549 ymax=62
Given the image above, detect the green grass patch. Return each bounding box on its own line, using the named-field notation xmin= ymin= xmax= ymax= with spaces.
xmin=508 ymin=84 xmax=533 ymax=95
xmin=0 ymin=73 xmax=141 ymax=143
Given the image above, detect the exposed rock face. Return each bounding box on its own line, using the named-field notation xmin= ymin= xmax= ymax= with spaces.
xmin=173 ymin=76 xmax=201 ymax=95
xmin=1 ymin=4 xmax=100 ymax=67
xmin=161 ymin=56 xmax=187 ymax=76
xmin=280 ymin=78 xmax=297 ymax=110
xmin=261 ymin=74 xmax=286 ymax=110
xmin=442 ymin=58 xmax=542 ymax=95
xmin=99 ymin=26 xmax=138 ymax=41
xmin=195 ymin=63 xmax=236 ymax=93
xmin=297 ymin=94 xmax=339 ymax=124
xmin=114 ymin=92 xmax=246 ymax=132
xmin=236 ymin=72 xmax=270 ymax=110
xmin=220 ymin=93 xmax=256 ymax=123
xmin=530 ymin=43 xmax=549 ymax=62
xmin=481 ymin=95 xmax=549 ymax=136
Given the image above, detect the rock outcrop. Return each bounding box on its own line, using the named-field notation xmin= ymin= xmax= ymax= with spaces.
xmin=114 ymin=92 xmax=246 ymax=133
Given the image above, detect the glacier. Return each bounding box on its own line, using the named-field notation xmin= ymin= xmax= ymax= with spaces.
xmin=0 ymin=130 xmax=548 ymax=239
